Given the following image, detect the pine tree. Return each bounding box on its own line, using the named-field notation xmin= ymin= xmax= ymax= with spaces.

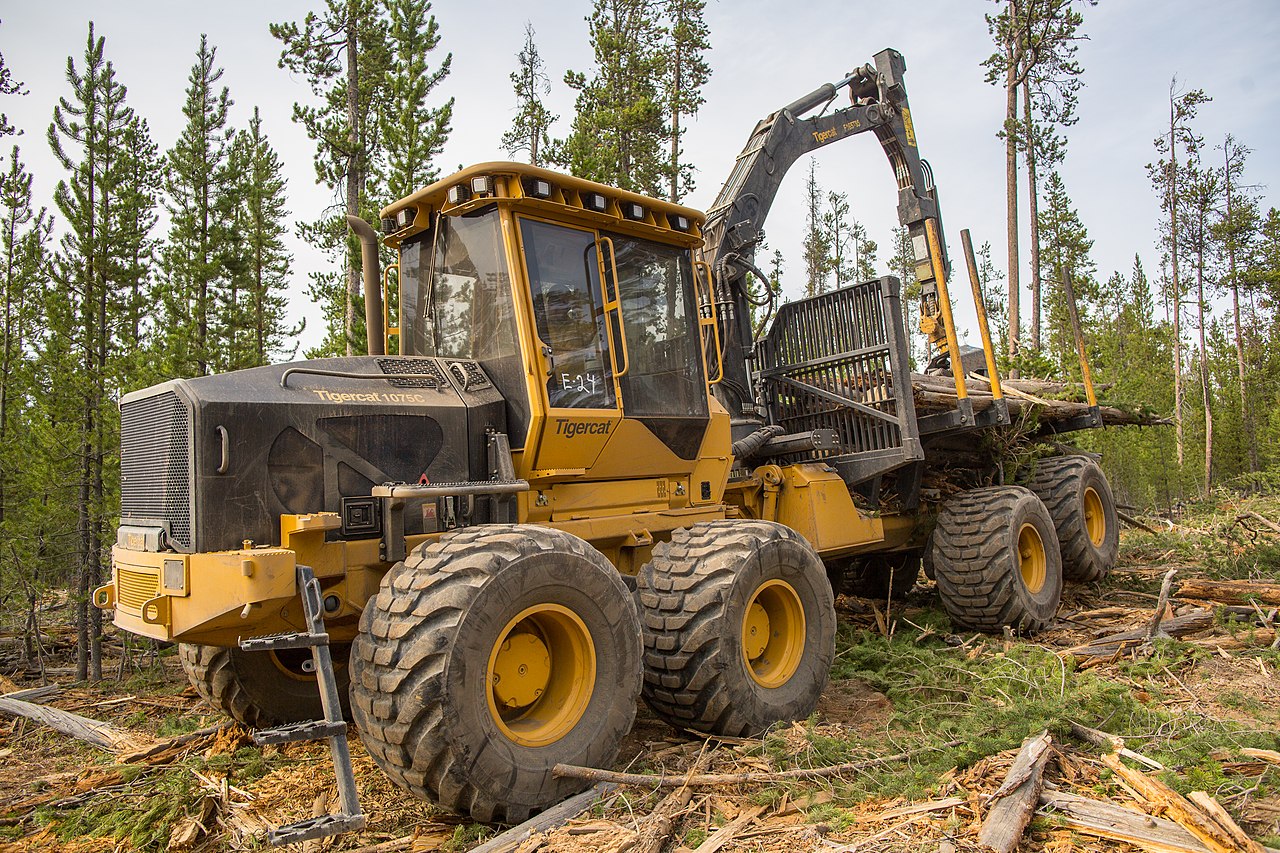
xmin=1036 ymin=170 xmax=1095 ymax=378
xmin=273 ymin=1 xmax=391 ymax=356
xmin=0 ymin=23 xmax=27 ymax=148
xmin=501 ymin=22 xmax=556 ymax=167
xmin=228 ymin=108 xmax=299 ymax=368
xmin=1148 ymin=81 xmax=1210 ymax=471
xmin=984 ymin=0 xmax=1025 ymax=366
xmin=115 ymin=117 xmax=161 ymax=375
xmin=378 ymin=0 xmax=452 ymax=203
xmin=852 ymin=220 xmax=878 ymax=282
xmin=1214 ymin=135 xmax=1260 ymax=472
xmin=801 ymin=160 xmax=831 ymax=297
xmin=662 ymin=0 xmax=709 ymax=203
xmin=1182 ymin=153 xmax=1221 ymax=496
xmin=161 ymin=36 xmax=235 ymax=377
xmin=47 ymin=23 xmax=143 ymax=680
xmin=824 ymin=191 xmax=853 ymax=289
xmin=553 ymin=0 xmax=667 ymax=194
xmin=0 ymin=146 xmax=50 ymax=663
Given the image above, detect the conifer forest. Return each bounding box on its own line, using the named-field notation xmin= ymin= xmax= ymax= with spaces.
xmin=0 ymin=2 xmax=1279 ymax=850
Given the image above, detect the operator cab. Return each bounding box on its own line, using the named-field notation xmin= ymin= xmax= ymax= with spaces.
xmin=381 ymin=163 xmax=726 ymax=492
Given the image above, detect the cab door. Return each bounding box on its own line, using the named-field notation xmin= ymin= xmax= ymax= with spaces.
xmin=519 ymin=217 xmax=623 ymax=472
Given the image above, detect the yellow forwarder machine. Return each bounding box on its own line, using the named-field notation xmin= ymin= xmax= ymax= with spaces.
xmin=97 ymin=49 xmax=1118 ymax=841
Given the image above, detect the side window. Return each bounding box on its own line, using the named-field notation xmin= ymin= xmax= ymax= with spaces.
xmin=520 ymin=218 xmax=617 ymax=409
xmin=609 ymin=234 xmax=708 ymax=419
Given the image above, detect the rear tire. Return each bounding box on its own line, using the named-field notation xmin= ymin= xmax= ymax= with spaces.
xmin=179 ymin=642 xmax=351 ymax=727
xmin=638 ymin=521 xmax=836 ymax=736
xmin=827 ymin=551 xmax=921 ymax=600
xmin=349 ymin=525 xmax=641 ymax=824
xmin=928 ymin=486 xmax=1063 ymax=634
xmin=1026 ymin=455 xmax=1119 ymax=582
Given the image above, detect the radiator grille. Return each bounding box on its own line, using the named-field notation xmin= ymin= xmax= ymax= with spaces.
xmin=116 ymin=567 xmax=159 ymax=611
xmin=120 ymin=390 xmax=193 ymax=550
xmin=756 ymin=278 xmax=918 ymax=481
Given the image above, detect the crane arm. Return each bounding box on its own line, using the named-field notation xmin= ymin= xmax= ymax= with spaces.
xmin=701 ymin=48 xmax=954 ymax=426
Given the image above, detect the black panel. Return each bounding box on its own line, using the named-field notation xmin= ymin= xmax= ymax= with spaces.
xmin=268 ymin=427 xmax=324 ymax=515
xmin=636 ymin=417 xmax=707 ymax=460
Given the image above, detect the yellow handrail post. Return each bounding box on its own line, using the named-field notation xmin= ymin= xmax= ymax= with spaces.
xmin=924 ymin=218 xmax=966 ymax=401
xmin=960 ymin=229 xmax=1003 ymax=401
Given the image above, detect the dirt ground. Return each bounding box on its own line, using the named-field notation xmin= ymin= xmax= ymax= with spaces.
xmin=2 ymin=517 xmax=1279 ymax=852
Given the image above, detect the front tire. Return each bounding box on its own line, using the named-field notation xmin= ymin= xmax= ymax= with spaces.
xmin=179 ymin=642 xmax=351 ymax=727
xmin=638 ymin=521 xmax=836 ymax=736
xmin=928 ymin=486 xmax=1063 ymax=634
xmin=1026 ymin=455 xmax=1119 ymax=582
xmin=349 ymin=525 xmax=642 ymax=824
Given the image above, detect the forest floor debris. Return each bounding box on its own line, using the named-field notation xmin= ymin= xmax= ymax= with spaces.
xmin=2 ymin=493 xmax=1280 ymax=851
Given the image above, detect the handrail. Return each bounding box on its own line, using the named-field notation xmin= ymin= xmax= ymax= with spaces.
xmin=924 ymin=218 xmax=967 ymax=401
xmin=597 ymin=236 xmax=630 ymax=379
xmin=960 ymin=229 xmax=1003 ymax=401
xmin=693 ymin=259 xmax=724 ymax=385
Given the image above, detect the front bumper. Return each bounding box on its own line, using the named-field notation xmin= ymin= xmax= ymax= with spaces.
xmin=96 ymin=545 xmax=300 ymax=646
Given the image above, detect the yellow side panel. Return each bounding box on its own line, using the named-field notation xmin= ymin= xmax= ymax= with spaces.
xmin=533 ymin=414 xmax=619 ymax=470
xmin=773 ymin=464 xmax=884 ymax=554
xmin=550 ymin=478 xmax=670 ymax=521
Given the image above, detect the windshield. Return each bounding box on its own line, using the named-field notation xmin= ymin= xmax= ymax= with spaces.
xmin=400 ymin=209 xmax=529 ymax=438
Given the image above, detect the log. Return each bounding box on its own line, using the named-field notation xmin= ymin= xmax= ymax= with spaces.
xmin=978 ymin=731 xmax=1053 ymax=853
xmin=118 ymin=723 xmax=227 ymax=765
xmin=1040 ymin=789 xmax=1213 ymax=853
xmin=0 ymin=695 xmax=149 ymax=752
xmin=1119 ymin=510 xmax=1160 ymax=534
xmin=1148 ymin=570 xmax=1180 ymax=640
xmin=1176 ymin=579 xmax=1280 ymax=607
xmin=694 ymin=804 xmax=766 ymax=853
xmin=631 ymin=751 xmax=712 ymax=853
xmin=1101 ymin=754 xmax=1241 ymax=853
xmin=468 ymin=782 xmax=615 ymax=853
xmin=1239 ymin=511 xmax=1280 ymax=537
xmin=1066 ymin=610 xmax=1216 ymax=661
xmin=1187 ymin=792 xmax=1265 ymax=853
xmin=553 ymin=739 xmax=964 ymax=788
xmin=1066 ymin=720 xmax=1164 ymax=770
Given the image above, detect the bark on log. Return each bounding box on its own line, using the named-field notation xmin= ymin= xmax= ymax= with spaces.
xmin=1101 ymin=754 xmax=1244 ymax=853
xmin=1040 ymin=790 xmax=1213 ymax=853
xmin=468 ymin=783 xmax=615 ymax=853
xmin=1066 ymin=610 xmax=1216 ymax=660
xmin=0 ymin=695 xmax=149 ymax=752
xmin=978 ymin=731 xmax=1053 ymax=853
xmin=1176 ymin=579 xmax=1280 ymax=606
xmin=553 ymin=740 xmax=964 ymax=788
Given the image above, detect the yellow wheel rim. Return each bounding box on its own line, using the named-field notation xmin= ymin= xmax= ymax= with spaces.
xmin=1083 ymin=487 xmax=1106 ymax=546
xmin=742 ymin=580 xmax=806 ymax=688
xmin=1018 ymin=523 xmax=1047 ymax=594
xmin=486 ymin=604 xmax=595 ymax=747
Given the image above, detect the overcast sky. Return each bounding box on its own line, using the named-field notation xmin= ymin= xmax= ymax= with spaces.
xmin=4 ymin=1 xmax=1279 ymax=353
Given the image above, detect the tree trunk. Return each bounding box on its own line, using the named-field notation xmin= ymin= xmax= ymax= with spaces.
xmin=344 ymin=0 xmax=361 ymax=357
xmin=1023 ymin=81 xmax=1042 ymax=352
xmin=1005 ymin=16 xmax=1021 ymax=375
xmin=1196 ymin=241 xmax=1212 ymax=497
xmin=669 ymin=16 xmax=682 ymax=204
xmin=1223 ymin=144 xmax=1256 ymax=472
xmin=1167 ymin=93 xmax=1184 ymax=471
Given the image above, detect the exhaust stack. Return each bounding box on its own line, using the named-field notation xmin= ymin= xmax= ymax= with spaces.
xmin=347 ymin=215 xmax=386 ymax=356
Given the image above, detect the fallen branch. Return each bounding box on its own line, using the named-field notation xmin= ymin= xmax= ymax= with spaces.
xmin=118 ymin=723 xmax=227 ymax=765
xmin=1119 ymin=510 xmax=1159 ymax=534
xmin=1148 ymin=570 xmax=1179 ymax=640
xmin=1067 ymin=609 xmax=1216 ymax=662
xmin=693 ymin=804 xmax=766 ymax=853
xmin=632 ymin=746 xmax=712 ymax=853
xmin=553 ymin=739 xmax=964 ymax=788
xmin=978 ymin=731 xmax=1053 ymax=853
xmin=1066 ymin=720 xmax=1164 ymax=770
xmin=0 ymin=694 xmax=149 ymax=752
xmin=468 ymin=782 xmax=615 ymax=853
xmin=1238 ymin=511 xmax=1280 ymax=537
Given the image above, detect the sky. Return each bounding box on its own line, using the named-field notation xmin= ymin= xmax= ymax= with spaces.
xmin=4 ymin=0 xmax=1280 ymax=353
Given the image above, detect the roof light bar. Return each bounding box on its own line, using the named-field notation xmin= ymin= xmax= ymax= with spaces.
xmin=582 ymin=192 xmax=608 ymax=213
xmin=446 ymin=184 xmax=471 ymax=205
xmin=622 ymin=201 xmax=646 ymax=221
xmin=524 ymin=178 xmax=553 ymax=199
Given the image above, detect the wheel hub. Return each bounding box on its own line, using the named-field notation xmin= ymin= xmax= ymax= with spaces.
xmin=1083 ymin=487 xmax=1106 ymax=546
xmin=491 ymin=632 xmax=551 ymax=709
xmin=741 ymin=580 xmax=806 ymax=688
xmin=1018 ymin=523 xmax=1047 ymax=593
xmin=486 ymin=604 xmax=596 ymax=747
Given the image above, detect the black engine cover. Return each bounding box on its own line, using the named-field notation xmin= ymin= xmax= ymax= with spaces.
xmin=119 ymin=356 xmax=506 ymax=553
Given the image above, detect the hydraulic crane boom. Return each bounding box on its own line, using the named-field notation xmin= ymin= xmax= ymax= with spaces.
xmin=701 ymin=48 xmax=954 ymax=439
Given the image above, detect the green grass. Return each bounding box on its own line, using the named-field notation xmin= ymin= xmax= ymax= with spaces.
xmin=791 ymin=618 xmax=1280 ymax=804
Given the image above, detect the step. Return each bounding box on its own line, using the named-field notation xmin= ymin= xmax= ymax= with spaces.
xmin=253 ymin=719 xmax=347 ymax=746
xmin=268 ymin=813 xmax=368 ymax=846
xmin=239 ymin=630 xmax=329 ymax=652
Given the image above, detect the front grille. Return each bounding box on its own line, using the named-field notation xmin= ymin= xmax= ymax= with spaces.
xmin=120 ymin=390 xmax=193 ymax=550
xmin=117 ymin=567 xmax=159 ymax=610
